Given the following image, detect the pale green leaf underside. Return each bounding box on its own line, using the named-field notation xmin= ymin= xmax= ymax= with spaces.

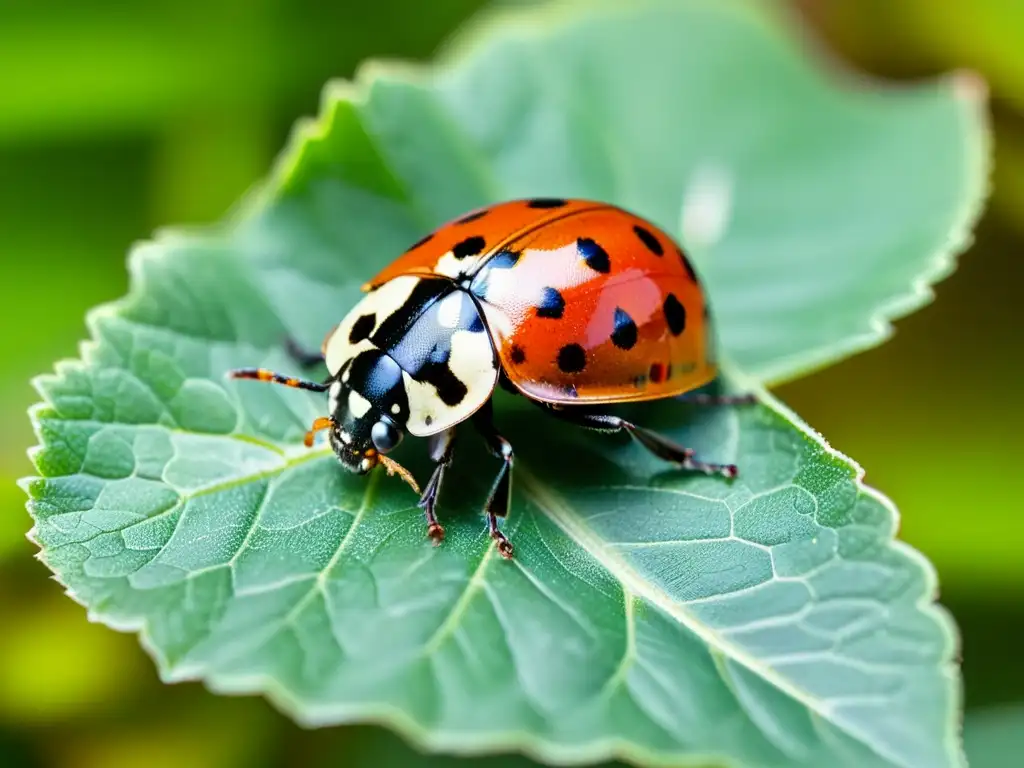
xmin=963 ymin=707 xmax=1024 ymax=768
xmin=25 ymin=1 xmax=985 ymax=767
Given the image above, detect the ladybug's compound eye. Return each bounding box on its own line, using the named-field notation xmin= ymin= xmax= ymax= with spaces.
xmin=371 ymin=420 xmax=402 ymax=454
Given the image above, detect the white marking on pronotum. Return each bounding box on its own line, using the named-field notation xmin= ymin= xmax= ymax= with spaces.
xmin=328 ymin=381 xmax=343 ymax=414
xmin=338 ymin=430 xmax=351 ymax=445
xmin=679 ymin=163 xmax=733 ymax=249
xmin=390 ymin=403 xmax=400 ymax=415
xmin=324 ymin=276 xmax=421 ymax=374
xmin=348 ymin=390 xmax=372 ymax=419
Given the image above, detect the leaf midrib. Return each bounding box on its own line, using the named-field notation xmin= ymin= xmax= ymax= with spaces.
xmin=512 ymin=459 xmax=905 ymax=768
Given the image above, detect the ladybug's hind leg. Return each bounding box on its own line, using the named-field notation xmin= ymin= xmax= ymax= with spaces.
xmin=418 ymin=428 xmax=457 ymax=545
xmin=285 ymin=336 xmax=327 ymax=369
xmin=538 ymin=405 xmax=738 ymax=479
xmin=676 ymin=393 xmax=756 ymax=406
xmin=471 ymin=401 xmax=515 ymax=559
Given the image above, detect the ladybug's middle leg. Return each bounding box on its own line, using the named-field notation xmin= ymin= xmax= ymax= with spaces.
xmin=537 ymin=404 xmax=738 ymax=479
xmin=418 ymin=428 xmax=457 ymax=545
xmin=471 ymin=401 xmax=515 ymax=560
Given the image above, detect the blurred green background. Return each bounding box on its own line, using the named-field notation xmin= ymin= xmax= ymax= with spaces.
xmin=2 ymin=1 xmax=1021 ymax=766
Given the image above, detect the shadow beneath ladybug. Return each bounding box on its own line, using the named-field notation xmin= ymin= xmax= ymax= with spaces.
xmin=377 ymin=380 xmax=751 ymax=536
xmin=472 ymin=383 xmax=744 ymax=494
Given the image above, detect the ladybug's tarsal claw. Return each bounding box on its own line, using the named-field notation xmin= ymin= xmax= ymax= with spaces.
xmin=427 ymin=522 xmax=445 ymax=545
xmin=493 ymin=533 xmax=514 ymax=560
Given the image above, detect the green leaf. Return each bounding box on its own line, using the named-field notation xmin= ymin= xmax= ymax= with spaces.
xmin=963 ymin=706 xmax=1024 ymax=768
xmin=24 ymin=1 xmax=986 ymax=767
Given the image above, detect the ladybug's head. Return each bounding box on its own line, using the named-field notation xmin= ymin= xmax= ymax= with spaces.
xmin=325 ymin=351 xmax=411 ymax=479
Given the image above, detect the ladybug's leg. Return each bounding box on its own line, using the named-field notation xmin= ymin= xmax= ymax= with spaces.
xmin=284 ymin=337 xmax=326 ymax=369
xmin=675 ymin=393 xmax=756 ymax=406
xmin=538 ymin=406 xmax=738 ymax=479
xmin=418 ymin=428 xmax=457 ymax=545
xmin=471 ymin=402 xmax=515 ymax=560
xmin=227 ymin=368 xmax=329 ymax=393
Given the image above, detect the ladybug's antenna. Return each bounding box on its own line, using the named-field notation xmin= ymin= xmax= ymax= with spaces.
xmin=227 ymin=368 xmax=329 ymax=393
xmin=378 ymin=455 xmax=421 ymax=495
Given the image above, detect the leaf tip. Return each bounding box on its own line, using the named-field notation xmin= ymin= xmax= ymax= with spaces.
xmin=15 ymin=475 xmax=35 ymax=498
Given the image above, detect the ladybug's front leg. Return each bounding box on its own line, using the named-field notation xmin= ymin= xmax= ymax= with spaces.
xmin=471 ymin=401 xmax=515 ymax=560
xmin=418 ymin=428 xmax=456 ymax=545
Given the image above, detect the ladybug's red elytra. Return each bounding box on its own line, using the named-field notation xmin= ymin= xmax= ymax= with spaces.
xmin=229 ymin=198 xmax=752 ymax=558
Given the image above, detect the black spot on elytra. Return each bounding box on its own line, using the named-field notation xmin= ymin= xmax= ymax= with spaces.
xmin=578 ymin=238 xmax=610 ymax=273
xmin=663 ymin=293 xmax=687 ymax=336
xmin=453 ymin=236 xmax=486 ymax=259
xmin=456 ymin=209 xmax=489 ymax=224
xmin=489 ymin=249 xmax=520 ymax=269
xmin=349 ymin=313 xmax=376 ymax=344
xmin=526 ymin=198 xmax=567 ymax=209
xmin=633 ymin=225 xmax=664 ymax=256
xmin=509 ymin=345 xmax=526 ymax=364
xmin=407 ymin=233 xmax=433 ymax=251
xmin=649 ymin=362 xmax=666 ymax=383
xmin=556 ymin=343 xmax=586 ymax=374
xmin=611 ymin=307 xmax=637 ymax=350
xmin=536 ymin=287 xmax=565 ymax=319
xmin=678 ymin=246 xmax=698 ymax=282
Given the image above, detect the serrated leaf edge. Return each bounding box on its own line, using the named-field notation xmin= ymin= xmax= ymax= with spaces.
xmin=19 ymin=1 xmax=968 ymax=766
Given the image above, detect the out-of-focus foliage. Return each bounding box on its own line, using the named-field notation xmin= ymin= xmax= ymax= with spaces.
xmin=22 ymin=2 xmax=982 ymax=762
xmin=787 ymin=0 xmax=1024 ymax=591
xmin=1 ymin=0 xmax=1021 ymax=766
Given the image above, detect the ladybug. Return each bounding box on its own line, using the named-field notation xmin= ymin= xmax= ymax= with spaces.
xmin=229 ymin=198 xmax=751 ymax=559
